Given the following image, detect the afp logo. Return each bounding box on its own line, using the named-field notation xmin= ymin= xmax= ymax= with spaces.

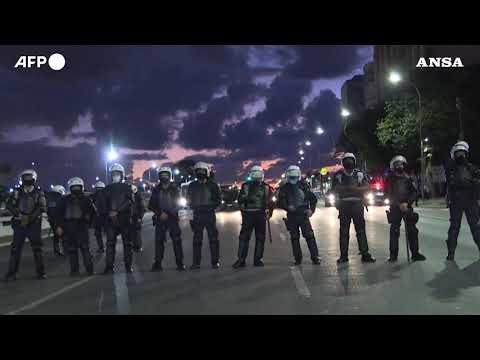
xmin=416 ymin=57 xmax=464 ymax=68
xmin=14 ymin=53 xmax=66 ymax=71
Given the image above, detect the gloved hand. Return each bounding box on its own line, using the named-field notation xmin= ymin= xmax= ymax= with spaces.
xmin=20 ymin=215 xmax=29 ymax=226
xmin=160 ymin=212 xmax=168 ymax=221
xmin=56 ymin=227 xmax=64 ymax=237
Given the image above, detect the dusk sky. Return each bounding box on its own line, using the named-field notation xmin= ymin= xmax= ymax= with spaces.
xmin=0 ymin=45 xmax=373 ymax=187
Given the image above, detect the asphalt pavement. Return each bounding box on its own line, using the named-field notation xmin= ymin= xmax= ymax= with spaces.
xmin=1 ymin=204 xmax=480 ymax=315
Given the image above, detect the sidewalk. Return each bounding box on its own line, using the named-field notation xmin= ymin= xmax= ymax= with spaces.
xmin=416 ymin=198 xmax=447 ymax=209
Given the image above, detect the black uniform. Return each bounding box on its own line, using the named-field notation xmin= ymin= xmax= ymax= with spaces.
xmin=45 ymin=191 xmax=65 ymax=256
xmin=56 ymin=192 xmax=96 ymax=275
xmin=278 ymin=180 xmax=320 ymax=264
xmin=5 ymin=186 xmax=47 ymax=279
xmin=90 ymin=189 xmax=106 ymax=252
xmin=235 ymin=180 xmax=274 ymax=266
xmin=332 ymin=169 xmax=374 ymax=262
xmin=131 ymin=191 xmax=146 ymax=252
xmin=445 ymin=160 xmax=480 ymax=257
xmin=100 ymin=182 xmax=134 ymax=273
xmin=149 ymin=183 xmax=184 ymax=269
xmin=385 ymin=172 xmax=422 ymax=260
xmin=187 ymin=179 xmax=221 ymax=268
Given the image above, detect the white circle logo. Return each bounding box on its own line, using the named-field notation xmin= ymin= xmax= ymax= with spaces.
xmin=48 ymin=53 xmax=65 ymax=71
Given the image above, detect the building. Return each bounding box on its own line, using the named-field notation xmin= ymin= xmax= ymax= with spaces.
xmin=341 ymin=74 xmax=366 ymax=113
xmin=368 ymin=45 xmax=480 ymax=108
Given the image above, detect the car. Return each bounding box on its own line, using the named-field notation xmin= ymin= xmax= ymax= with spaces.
xmin=219 ymin=184 xmax=240 ymax=211
xmin=365 ymin=178 xmax=390 ymax=206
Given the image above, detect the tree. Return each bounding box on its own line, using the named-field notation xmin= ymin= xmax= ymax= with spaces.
xmin=376 ymin=94 xmax=455 ymax=166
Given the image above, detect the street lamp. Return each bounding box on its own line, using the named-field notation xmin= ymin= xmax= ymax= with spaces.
xmin=299 ymin=149 xmax=304 ymax=155
xmin=388 ymin=70 xmax=424 ymax=201
xmin=340 ymin=108 xmax=351 ymax=118
xmin=305 ymin=141 xmax=312 ymax=169
xmin=105 ymin=147 xmax=118 ymax=184
xmin=305 ymin=140 xmax=311 ymax=146
xmin=316 ymin=127 xmax=324 ymax=135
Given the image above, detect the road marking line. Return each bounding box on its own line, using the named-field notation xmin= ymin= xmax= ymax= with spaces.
xmin=289 ymin=266 xmax=311 ymax=299
xmin=113 ymin=272 xmax=131 ymax=315
xmin=5 ymin=276 xmax=96 ymax=315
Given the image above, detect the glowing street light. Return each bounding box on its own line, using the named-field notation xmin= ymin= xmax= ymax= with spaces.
xmin=301 ymin=156 xmax=305 ymax=161
xmin=151 ymin=163 xmax=157 ymax=169
xmin=299 ymin=149 xmax=304 ymax=155
xmin=95 ymin=176 xmax=99 ymax=181
xmin=316 ymin=127 xmax=324 ymax=135
xmin=174 ymin=168 xmax=180 ymax=175
xmin=424 ymin=137 xmax=429 ymax=142
xmin=340 ymin=108 xmax=351 ymax=118
xmin=107 ymin=149 xmax=118 ymax=162
xmin=388 ymin=71 xmax=402 ymax=84
xmin=305 ymin=140 xmax=312 ymax=146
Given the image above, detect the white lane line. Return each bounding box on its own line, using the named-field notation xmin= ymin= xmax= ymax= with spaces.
xmin=289 ymin=266 xmax=311 ymax=299
xmin=113 ymin=272 xmax=131 ymax=315
xmin=5 ymin=276 xmax=96 ymax=315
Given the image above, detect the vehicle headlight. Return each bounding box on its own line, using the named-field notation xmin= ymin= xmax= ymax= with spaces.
xmin=272 ymin=196 xmax=277 ymax=202
xmin=178 ymin=197 xmax=187 ymax=207
xmin=367 ymin=193 xmax=374 ymax=201
xmin=384 ymin=198 xmax=390 ymax=205
xmin=328 ymin=194 xmax=335 ymax=203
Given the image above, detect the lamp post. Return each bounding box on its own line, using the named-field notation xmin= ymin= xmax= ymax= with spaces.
xmin=105 ymin=147 xmax=118 ymax=185
xmin=388 ymin=71 xmax=424 ymax=201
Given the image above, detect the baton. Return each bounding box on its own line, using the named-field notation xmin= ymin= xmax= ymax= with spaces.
xmin=403 ymin=213 xmax=411 ymax=264
xmin=267 ymin=215 xmax=272 ymax=243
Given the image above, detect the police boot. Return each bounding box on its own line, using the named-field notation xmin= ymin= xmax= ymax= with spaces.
xmin=69 ymin=252 xmax=80 ymax=276
xmin=361 ymin=253 xmax=376 ymax=263
xmin=254 ymin=259 xmax=264 ymax=267
xmin=411 ymin=253 xmax=426 ymax=262
xmin=387 ymin=256 xmax=398 ymax=263
xmin=337 ymin=256 xmax=349 ymax=264
xmin=151 ymin=261 xmax=163 ymax=272
xmin=446 ymin=240 xmax=455 ymax=261
xmin=81 ymin=249 xmax=94 ymax=275
xmin=33 ymin=251 xmax=46 ymax=279
xmin=233 ymin=259 xmax=246 ymax=268
xmin=210 ymin=240 xmax=220 ymax=269
xmin=4 ymin=272 xmax=17 ymax=282
xmin=191 ymin=243 xmax=202 ymax=269
xmin=125 ymin=264 xmax=134 ymax=274
xmin=176 ymin=263 xmax=186 ymax=271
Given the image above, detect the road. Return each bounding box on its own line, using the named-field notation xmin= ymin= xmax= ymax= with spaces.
xmin=1 ymin=204 xmax=480 ymax=315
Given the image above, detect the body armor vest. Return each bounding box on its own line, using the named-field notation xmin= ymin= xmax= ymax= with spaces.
xmin=453 ymin=164 xmax=474 ymax=189
xmin=65 ymin=196 xmax=84 ymax=220
xmin=243 ymin=182 xmax=267 ymax=210
xmin=389 ymin=175 xmax=412 ymax=203
xmin=17 ymin=191 xmax=38 ymax=214
xmin=107 ymin=183 xmax=130 ymax=212
xmin=155 ymin=186 xmax=178 ymax=214
xmin=336 ymin=170 xmax=363 ymax=200
xmin=189 ymin=182 xmax=214 ymax=208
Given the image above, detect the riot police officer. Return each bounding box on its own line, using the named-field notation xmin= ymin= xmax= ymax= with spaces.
xmin=101 ymin=163 xmax=135 ymax=274
xmin=149 ymin=167 xmax=185 ymax=271
xmin=131 ymin=184 xmax=145 ymax=253
xmin=332 ymin=153 xmax=375 ymax=264
xmin=445 ymin=141 xmax=480 ymax=260
xmin=278 ymin=165 xmax=320 ymax=265
xmin=46 ymin=185 xmax=66 ymax=256
xmin=385 ymin=156 xmax=426 ymax=262
xmin=186 ymin=162 xmax=221 ymax=270
xmin=56 ymin=177 xmax=96 ymax=276
xmin=5 ymin=169 xmax=47 ymax=281
xmin=233 ymin=166 xmax=274 ymax=268
xmin=91 ymin=181 xmax=106 ymax=253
